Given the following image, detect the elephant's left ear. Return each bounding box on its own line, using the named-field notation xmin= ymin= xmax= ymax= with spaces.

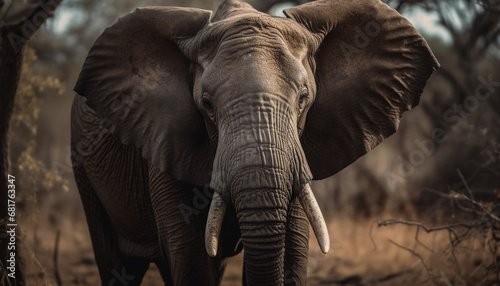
xmin=74 ymin=7 xmax=215 ymax=186
xmin=284 ymin=0 xmax=439 ymax=180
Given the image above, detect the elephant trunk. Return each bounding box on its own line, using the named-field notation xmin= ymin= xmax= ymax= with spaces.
xmin=205 ymin=94 xmax=329 ymax=284
xmin=206 ymin=164 xmax=328 ymax=285
xmin=212 ymin=141 xmax=293 ymax=285
xmin=205 ymin=183 xmax=330 ymax=258
xmin=230 ymin=160 xmax=291 ymax=285
xmin=206 ymin=185 xmax=289 ymax=286
xmin=238 ymin=203 xmax=287 ymax=286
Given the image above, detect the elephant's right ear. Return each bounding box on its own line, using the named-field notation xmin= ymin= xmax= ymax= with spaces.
xmin=74 ymin=7 xmax=214 ymax=186
xmin=285 ymin=0 xmax=439 ymax=180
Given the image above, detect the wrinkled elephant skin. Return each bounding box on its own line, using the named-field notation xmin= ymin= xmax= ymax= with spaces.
xmin=71 ymin=0 xmax=439 ymax=285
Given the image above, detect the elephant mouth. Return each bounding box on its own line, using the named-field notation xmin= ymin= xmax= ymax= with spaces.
xmin=204 ymin=182 xmax=330 ymax=257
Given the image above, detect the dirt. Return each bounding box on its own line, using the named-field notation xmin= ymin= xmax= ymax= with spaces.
xmin=21 ymin=213 xmax=497 ymax=285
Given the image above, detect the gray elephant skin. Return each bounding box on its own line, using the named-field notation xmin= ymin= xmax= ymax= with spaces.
xmin=70 ymin=0 xmax=439 ymax=285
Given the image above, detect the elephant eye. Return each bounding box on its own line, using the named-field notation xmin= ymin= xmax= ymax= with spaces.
xmin=202 ymin=93 xmax=216 ymax=123
xmin=298 ymin=87 xmax=309 ymax=110
xmin=202 ymin=93 xmax=213 ymax=111
xmin=202 ymin=98 xmax=213 ymax=110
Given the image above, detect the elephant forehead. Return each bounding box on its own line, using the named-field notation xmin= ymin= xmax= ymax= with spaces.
xmin=200 ymin=18 xmax=311 ymax=90
xmin=201 ymin=51 xmax=307 ymax=99
xmin=190 ymin=14 xmax=315 ymax=63
xmin=219 ymin=15 xmax=312 ymax=55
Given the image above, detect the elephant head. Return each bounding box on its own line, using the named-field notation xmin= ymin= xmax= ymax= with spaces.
xmin=74 ymin=0 xmax=438 ymax=284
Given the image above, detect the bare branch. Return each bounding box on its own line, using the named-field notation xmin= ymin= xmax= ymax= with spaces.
xmin=377 ymin=218 xmax=474 ymax=233
xmin=388 ymin=239 xmax=434 ymax=276
xmin=369 ymin=222 xmax=378 ymax=251
xmin=434 ymin=4 xmax=462 ymax=54
xmin=435 ymin=67 xmax=467 ymax=101
xmin=450 ymin=192 xmax=500 ymax=223
xmin=0 ymin=0 xmax=16 ymax=24
xmin=53 ymin=230 xmax=61 ymax=286
xmin=477 ymin=0 xmax=500 ymax=12
xmin=3 ymin=0 xmax=63 ymax=43
xmin=415 ymin=226 xmax=434 ymax=253
xmin=457 ymin=168 xmax=474 ymax=200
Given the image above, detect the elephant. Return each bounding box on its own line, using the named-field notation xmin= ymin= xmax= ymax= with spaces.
xmin=70 ymin=0 xmax=439 ymax=285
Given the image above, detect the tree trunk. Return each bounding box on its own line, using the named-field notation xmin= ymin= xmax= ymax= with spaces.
xmin=0 ymin=25 xmax=25 ymax=286
xmin=0 ymin=1 xmax=62 ymax=284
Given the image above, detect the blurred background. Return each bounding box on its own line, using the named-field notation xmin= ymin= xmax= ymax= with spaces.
xmin=1 ymin=0 xmax=499 ymax=285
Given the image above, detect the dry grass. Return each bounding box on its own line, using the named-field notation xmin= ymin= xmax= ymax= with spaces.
xmin=307 ymin=216 xmax=498 ymax=285
xmin=222 ymin=214 xmax=499 ymax=286
xmin=20 ymin=209 xmax=499 ymax=285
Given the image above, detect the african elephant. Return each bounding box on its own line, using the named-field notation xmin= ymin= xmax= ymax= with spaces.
xmin=70 ymin=0 xmax=438 ymax=285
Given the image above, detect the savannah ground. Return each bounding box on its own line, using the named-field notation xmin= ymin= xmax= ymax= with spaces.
xmin=21 ymin=205 xmax=498 ymax=285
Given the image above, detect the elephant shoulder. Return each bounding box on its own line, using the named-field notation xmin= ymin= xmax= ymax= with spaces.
xmin=71 ymin=93 xmax=114 ymax=157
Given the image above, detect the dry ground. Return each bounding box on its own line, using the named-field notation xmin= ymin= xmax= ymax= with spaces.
xmin=21 ymin=213 xmax=498 ymax=286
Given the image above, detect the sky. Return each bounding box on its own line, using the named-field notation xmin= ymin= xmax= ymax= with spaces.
xmin=404 ymin=8 xmax=453 ymax=43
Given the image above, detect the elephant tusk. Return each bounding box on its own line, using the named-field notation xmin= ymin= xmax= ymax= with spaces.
xmin=298 ymin=183 xmax=330 ymax=254
xmin=205 ymin=192 xmax=227 ymax=257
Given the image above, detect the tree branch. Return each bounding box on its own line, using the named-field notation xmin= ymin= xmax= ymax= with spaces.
xmin=435 ymin=66 xmax=467 ymax=101
xmin=388 ymin=239 xmax=434 ymax=275
xmin=377 ymin=219 xmax=474 ymax=233
xmin=478 ymin=0 xmax=500 ymax=12
xmin=53 ymin=230 xmax=62 ymax=286
xmin=0 ymin=0 xmax=16 ymax=24
xmin=3 ymin=0 xmax=62 ymax=45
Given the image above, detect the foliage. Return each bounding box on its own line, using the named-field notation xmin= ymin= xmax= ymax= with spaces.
xmin=10 ymin=45 xmax=67 ymax=237
xmin=12 ymin=48 xmax=64 ymax=134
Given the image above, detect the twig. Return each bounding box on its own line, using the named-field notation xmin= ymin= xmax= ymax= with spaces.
xmin=415 ymin=226 xmax=433 ymax=253
xmin=0 ymin=0 xmax=16 ymax=24
xmin=316 ymin=271 xmax=408 ymax=285
xmin=383 ymin=173 xmax=500 ymax=282
xmin=0 ymin=259 xmax=13 ymax=286
xmin=377 ymin=219 xmax=471 ymax=235
xmin=450 ymin=192 xmax=500 ymax=224
xmin=388 ymin=239 xmax=434 ymax=279
xmin=53 ymin=230 xmax=62 ymax=286
xmin=457 ymin=168 xmax=474 ymax=200
xmin=369 ymin=222 xmax=377 ymax=251
xmin=30 ymin=250 xmax=49 ymax=285
xmin=424 ymin=188 xmax=500 ymax=224
xmin=20 ymin=235 xmax=47 ymax=285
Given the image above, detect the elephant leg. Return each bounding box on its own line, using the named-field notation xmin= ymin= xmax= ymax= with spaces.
xmin=113 ymin=257 xmax=150 ymax=286
xmin=148 ymin=164 xmax=224 ymax=285
xmin=73 ymin=162 xmax=120 ymax=284
xmin=74 ymin=162 xmax=150 ymax=285
xmin=284 ymin=198 xmax=309 ymax=286
xmin=155 ymin=259 xmax=174 ymax=286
